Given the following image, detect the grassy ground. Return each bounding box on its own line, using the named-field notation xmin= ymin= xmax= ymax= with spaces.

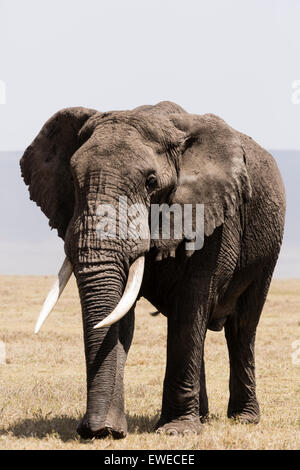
xmin=0 ymin=276 xmax=299 ymax=450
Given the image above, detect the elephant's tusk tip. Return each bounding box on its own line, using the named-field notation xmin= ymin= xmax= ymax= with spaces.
xmin=93 ymin=318 xmax=112 ymax=329
xmin=34 ymin=322 xmax=42 ymax=334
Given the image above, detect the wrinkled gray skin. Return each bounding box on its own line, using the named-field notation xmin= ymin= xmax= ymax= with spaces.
xmin=20 ymin=101 xmax=285 ymax=438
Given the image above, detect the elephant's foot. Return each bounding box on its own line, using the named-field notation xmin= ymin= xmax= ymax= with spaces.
xmin=155 ymin=416 xmax=202 ymax=436
xmin=228 ymin=400 xmax=260 ymax=424
xmin=77 ymin=412 xmax=127 ymax=439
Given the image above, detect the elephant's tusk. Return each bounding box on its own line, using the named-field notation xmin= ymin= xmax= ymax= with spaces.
xmin=93 ymin=256 xmax=145 ymax=329
xmin=34 ymin=257 xmax=73 ymax=334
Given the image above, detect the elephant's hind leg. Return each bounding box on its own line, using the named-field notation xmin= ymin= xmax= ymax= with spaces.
xmin=224 ymin=270 xmax=273 ymax=424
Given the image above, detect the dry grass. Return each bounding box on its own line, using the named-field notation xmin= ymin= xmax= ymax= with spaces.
xmin=0 ymin=276 xmax=299 ymax=450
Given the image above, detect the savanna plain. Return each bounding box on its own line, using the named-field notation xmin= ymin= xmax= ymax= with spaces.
xmin=0 ymin=275 xmax=299 ymax=450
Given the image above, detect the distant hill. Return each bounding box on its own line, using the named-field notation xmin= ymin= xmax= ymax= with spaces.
xmin=0 ymin=151 xmax=64 ymax=274
xmin=0 ymin=150 xmax=299 ymax=276
xmin=270 ymin=150 xmax=300 ymax=277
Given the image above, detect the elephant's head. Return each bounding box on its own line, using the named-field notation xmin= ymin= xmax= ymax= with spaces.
xmin=20 ymin=101 xmax=251 ymax=437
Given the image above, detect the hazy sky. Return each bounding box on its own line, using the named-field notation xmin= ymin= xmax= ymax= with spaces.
xmin=0 ymin=0 xmax=300 ymax=277
xmin=1 ymin=0 xmax=300 ymax=150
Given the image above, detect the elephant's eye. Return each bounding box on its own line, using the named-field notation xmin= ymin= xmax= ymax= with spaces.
xmin=145 ymin=173 xmax=158 ymax=194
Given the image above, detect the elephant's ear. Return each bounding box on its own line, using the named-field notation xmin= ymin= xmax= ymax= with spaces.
xmin=171 ymin=113 xmax=252 ymax=237
xmin=20 ymin=107 xmax=98 ymax=239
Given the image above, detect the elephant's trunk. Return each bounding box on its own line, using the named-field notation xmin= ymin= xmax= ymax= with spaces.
xmin=74 ymin=258 xmax=131 ymax=435
xmin=69 ymin=190 xmax=147 ymax=436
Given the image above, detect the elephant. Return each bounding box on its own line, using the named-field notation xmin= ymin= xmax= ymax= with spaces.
xmin=20 ymin=101 xmax=285 ymax=438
